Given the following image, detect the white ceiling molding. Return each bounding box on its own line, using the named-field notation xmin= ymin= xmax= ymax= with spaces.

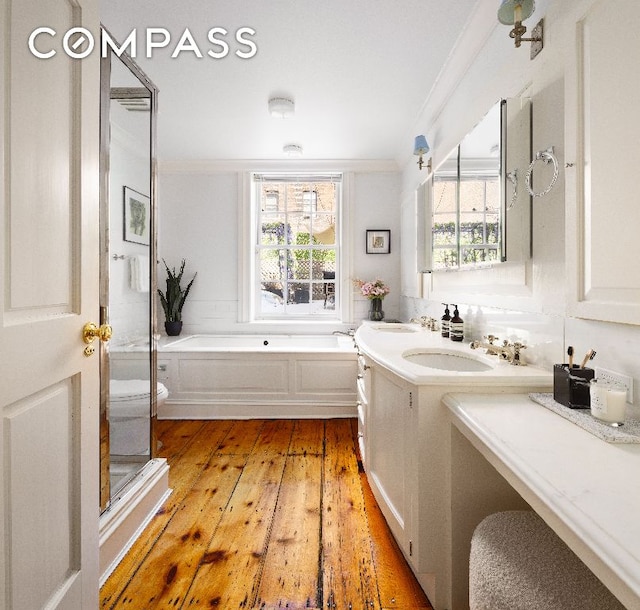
xmin=159 ymin=159 xmax=400 ymax=174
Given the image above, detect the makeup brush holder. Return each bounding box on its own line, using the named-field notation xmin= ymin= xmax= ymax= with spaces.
xmin=553 ymin=364 xmax=595 ymax=409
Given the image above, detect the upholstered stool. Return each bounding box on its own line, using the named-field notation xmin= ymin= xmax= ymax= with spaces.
xmin=469 ymin=511 xmax=625 ymax=610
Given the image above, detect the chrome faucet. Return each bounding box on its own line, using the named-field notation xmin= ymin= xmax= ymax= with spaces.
xmin=410 ymin=316 xmax=439 ymax=331
xmin=470 ymin=335 xmax=527 ymax=366
xmin=469 ymin=334 xmax=502 ymax=355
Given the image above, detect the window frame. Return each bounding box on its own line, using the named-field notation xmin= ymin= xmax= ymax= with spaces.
xmin=245 ymin=172 xmax=345 ymax=322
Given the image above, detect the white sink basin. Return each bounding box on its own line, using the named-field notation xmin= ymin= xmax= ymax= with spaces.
xmin=372 ymin=324 xmax=418 ymax=333
xmin=403 ymin=349 xmax=493 ymax=372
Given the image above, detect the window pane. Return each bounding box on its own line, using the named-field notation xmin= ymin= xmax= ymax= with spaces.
xmin=460 ymin=180 xmax=487 ymax=213
xmin=433 ymin=247 xmax=458 ymax=269
xmin=461 ymin=246 xmax=499 ymax=265
xmin=261 ymin=218 xmax=289 ymax=245
xmin=289 ymin=282 xmax=310 ymax=304
xmin=433 ymin=222 xmax=456 ymax=246
xmin=261 ymin=285 xmax=285 ymax=312
xmin=290 ymin=249 xmax=311 ymax=280
xmin=260 ymin=249 xmax=288 ymax=283
xmin=312 ymin=257 xmax=335 ymax=280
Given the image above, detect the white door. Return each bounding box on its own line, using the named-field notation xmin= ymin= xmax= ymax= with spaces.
xmin=0 ymin=0 xmax=100 ymax=608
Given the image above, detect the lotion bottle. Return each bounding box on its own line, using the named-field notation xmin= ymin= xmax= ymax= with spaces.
xmin=450 ymin=304 xmax=464 ymax=342
xmin=441 ymin=304 xmax=451 ymax=338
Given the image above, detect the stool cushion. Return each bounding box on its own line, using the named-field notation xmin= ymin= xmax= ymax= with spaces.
xmin=469 ymin=511 xmax=625 ymax=610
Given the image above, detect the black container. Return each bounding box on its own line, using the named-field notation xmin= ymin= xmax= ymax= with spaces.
xmin=553 ymin=364 xmax=594 ymax=409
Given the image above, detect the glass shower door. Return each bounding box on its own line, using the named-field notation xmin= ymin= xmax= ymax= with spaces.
xmin=99 ymin=38 xmax=158 ymax=511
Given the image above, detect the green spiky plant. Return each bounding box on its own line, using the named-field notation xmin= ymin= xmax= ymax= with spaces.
xmin=157 ymin=259 xmax=197 ymax=322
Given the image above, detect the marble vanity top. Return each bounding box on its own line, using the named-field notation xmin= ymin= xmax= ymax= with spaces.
xmin=354 ymin=323 xmax=552 ymax=387
xmin=446 ymin=393 xmax=640 ymax=608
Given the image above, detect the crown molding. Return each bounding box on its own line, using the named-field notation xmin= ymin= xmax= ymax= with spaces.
xmin=158 ymin=158 xmax=400 ymax=174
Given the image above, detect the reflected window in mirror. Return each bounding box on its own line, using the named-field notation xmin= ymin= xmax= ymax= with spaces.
xmin=432 ymin=100 xmax=504 ymax=271
xmin=432 ymin=150 xmax=459 ymax=269
xmin=423 ymin=97 xmax=531 ymax=272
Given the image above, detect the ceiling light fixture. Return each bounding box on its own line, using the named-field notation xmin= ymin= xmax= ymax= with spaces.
xmin=283 ymin=144 xmax=303 ymax=158
xmin=413 ymin=135 xmax=431 ymax=171
xmin=497 ymin=0 xmax=544 ymax=59
xmin=268 ymin=97 xmax=295 ymax=118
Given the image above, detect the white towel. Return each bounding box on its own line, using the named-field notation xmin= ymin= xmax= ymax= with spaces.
xmin=129 ymin=254 xmax=150 ymax=292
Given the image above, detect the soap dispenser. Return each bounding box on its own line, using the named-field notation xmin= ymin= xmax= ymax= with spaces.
xmin=450 ymin=304 xmax=464 ymax=342
xmin=441 ymin=304 xmax=451 ymax=338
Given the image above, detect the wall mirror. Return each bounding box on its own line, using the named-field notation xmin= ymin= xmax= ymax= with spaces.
xmin=423 ymin=96 xmax=531 ymax=271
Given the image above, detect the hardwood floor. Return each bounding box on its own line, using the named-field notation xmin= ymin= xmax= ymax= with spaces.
xmin=100 ymin=419 xmax=433 ymax=610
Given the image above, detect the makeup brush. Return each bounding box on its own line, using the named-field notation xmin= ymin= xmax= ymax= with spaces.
xmin=580 ymin=349 xmax=596 ymax=368
xmin=567 ymin=346 xmax=574 ymax=368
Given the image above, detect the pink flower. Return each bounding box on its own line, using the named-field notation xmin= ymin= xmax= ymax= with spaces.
xmin=353 ymin=278 xmax=390 ymax=300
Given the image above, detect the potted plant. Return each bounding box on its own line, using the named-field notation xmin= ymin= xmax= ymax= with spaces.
xmin=158 ymin=259 xmax=197 ymax=336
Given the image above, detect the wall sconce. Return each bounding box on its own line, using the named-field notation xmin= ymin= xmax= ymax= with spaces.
xmin=498 ymin=0 xmax=544 ymax=59
xmin=414 ymin=135 xmax=431 ymax=171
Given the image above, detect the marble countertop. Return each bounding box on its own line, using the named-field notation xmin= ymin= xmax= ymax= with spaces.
xmin=445 ymin=392 xmax=640 ymax=608
xmin=354 ymin=323 xmax=552 ymax=387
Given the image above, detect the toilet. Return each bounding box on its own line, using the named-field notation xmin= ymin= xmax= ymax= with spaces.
xmin=109 ymin=379 xmax=169 ymax=455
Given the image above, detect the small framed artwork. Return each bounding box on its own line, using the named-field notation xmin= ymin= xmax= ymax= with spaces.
xmin=366 ymin=229 xmax=391 ymax=254
xmin=123 ymin=186 xmax=150 ymax=246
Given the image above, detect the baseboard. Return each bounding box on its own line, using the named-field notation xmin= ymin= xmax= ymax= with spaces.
xmin=158 ymin=399 xmax=357 ymax=420
xmin=99 ymin=458 xmax=171 ymax=586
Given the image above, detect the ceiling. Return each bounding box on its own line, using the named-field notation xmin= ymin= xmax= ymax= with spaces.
xmin=100 ymin=1 xmax=481 ymax=164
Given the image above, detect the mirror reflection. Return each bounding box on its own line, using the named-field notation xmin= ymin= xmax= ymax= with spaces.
xmin=431 ymin=101 xmax=504 ymax=270
xmin=425 ymin=97 xmax=531 ymax=271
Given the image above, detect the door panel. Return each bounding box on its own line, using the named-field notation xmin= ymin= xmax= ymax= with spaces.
xmin=0 ymin=0 xmax=100 ymax=607
xmin=6 ymin=380 xmax=81 ymax=610
xmin=8 ymin=0 xmax=76 ymax=314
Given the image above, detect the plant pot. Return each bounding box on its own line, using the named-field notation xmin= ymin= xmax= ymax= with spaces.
xmin=165 ymin=321 xmax=183 ymax=336
xmin=368 ymin=298 xmax=384 ymax=321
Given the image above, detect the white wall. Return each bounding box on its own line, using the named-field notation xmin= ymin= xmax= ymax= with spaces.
xmin=157 ymin=166 xmax=401 ymax=334
xmin=399 ymin=0 xmax=640 ymax=410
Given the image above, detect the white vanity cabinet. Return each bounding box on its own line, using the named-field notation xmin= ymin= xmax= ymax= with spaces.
xmin=366 ymin=363 xmax=416 ymax=565
xmin=365 ymin=362 xmax=476 ymax=604
xmin=354 ymin=324 xmax=553 ymax=609
xmin=565 ymin=0 xmax=640 ymax=325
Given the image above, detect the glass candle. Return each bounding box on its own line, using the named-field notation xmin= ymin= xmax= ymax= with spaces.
xmin=590 ymin=379 xmax=627 ymax=425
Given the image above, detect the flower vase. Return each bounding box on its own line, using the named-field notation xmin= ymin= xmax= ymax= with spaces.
xmin=368 ymin=298 xmax=384 ymax=321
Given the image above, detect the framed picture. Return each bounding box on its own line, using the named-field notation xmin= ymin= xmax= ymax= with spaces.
xmin=366 ymin=229 xmax=390 ymax=254
xmin=123 ymin=186 xmax=150 ymax=245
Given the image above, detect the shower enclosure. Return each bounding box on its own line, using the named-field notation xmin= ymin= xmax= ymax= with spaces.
xmin=99 ymin=32 xmax=159 ymax=512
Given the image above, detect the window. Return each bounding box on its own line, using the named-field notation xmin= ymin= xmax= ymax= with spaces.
xmin=252 ymin=173 xmax=341 ymax=319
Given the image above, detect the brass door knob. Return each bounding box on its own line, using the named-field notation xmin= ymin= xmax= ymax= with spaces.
xmin=82 ymin=322 xmax=113 ymax=344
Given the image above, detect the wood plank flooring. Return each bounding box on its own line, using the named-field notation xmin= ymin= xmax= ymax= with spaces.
xmin=100 ymin=419 xmax=433 ymax=610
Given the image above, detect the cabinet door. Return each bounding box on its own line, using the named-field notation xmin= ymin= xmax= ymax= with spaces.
xmin=565 ymin=0 xmax=640 ymax=324
xmin=367 ymin=366 xmax=412 ymax=552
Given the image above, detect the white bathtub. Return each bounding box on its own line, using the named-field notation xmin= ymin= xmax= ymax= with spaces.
xmin=158 ymin=334 xmax=358 ymax=419
xmin=162 ymin=333 xmax=354 ymax=351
